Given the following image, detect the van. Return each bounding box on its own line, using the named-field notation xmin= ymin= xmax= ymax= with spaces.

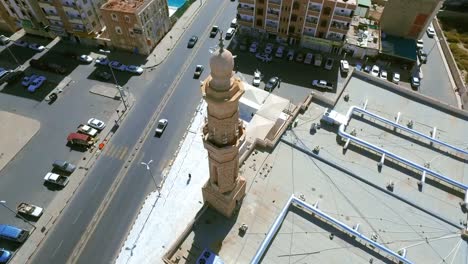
xmin=0 ymin=224 xmax=29 ymax=243
xmin=230 ymin=18 xmax=237 ymax=28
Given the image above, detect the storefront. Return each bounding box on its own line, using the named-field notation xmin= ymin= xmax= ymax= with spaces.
xmin=301 ymin=35 xmax=342 ymax=53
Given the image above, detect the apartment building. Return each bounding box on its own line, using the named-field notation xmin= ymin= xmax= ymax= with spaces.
xmin=237 ymin=0 xmax=357 ymax=53
xmin=0 ymin=2 xmax=19 ymax=32
xmin=0 ymin=0 xmax=50 ymax=36
xmin=380 ymin=0 xmax=443 ymax=39
xmin=38 ymin=0 xmax=104 ymax=43
xmin=100 ymin=0 xmax=170 ymax=55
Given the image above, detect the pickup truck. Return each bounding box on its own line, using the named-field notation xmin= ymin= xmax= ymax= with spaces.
xmin=210 ymin=26 xmax=219 ymax=38
xmin=77 ymin=124 xmax=98 ymax=137
xmin=17 ymin=202 xmax=44 ymax=218
xmin=44 ymin=172 xmax=69 ymax=187
xmin=312 ymin=80 xmax=333 ymax=90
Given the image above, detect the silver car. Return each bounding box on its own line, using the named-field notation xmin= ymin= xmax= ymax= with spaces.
xmin=155 ymin=119 xmax=168 ymax=136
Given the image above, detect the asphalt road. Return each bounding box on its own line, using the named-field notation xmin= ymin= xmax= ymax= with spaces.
xmin=29 ymin=1 xmax=239 ymax=263
xmin=419 ymin=32 xmax=458 ymax=106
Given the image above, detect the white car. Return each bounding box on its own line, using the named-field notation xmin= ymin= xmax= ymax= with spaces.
xmin=275 ymin=46 xmax=285 ymax=58
xmin=29 ymin=43 xmax=45 ymax=52
xmin=125 ymin=65 xmax=144 ymax=74
xmin=264 ymin=43 xmax=274 ymax=54
xmin=249 ymin=42 xmax=258 ymax=53
xmin=109 ymin=61 xmax=127 ymax=71
xmin=340 ymin=60 xmax=349 ymax=72
xmin=426 ymin=27 xmax=435 ymax=37
xmin=304 ymin=53 xmax=313 ymax=64
xmin=78 ymin=55 xmax=93 ymax=63
xmin=255 ymin=53 xmax=272 ymax=63
xmin=371 ymin=65 xmax=380 ymax=77
xmin=225 ymin=27 xmax=236 ymax=39
xmin=87 ymin=118 xmax=106 ymax=130
xmin=155 ymin=119 xmax=168 ymax=135
xmin=392 ymin=72 xmax=400 ymax=84
xmin=95 ymin=56 xmax=109 ymax=66
xmin=252 ymin=69 xmax=261 ymax=87
xmin=416 ymin=39 xmax=424 ymax=49
xmin=379 ymin=69 xmax=388 ymax=80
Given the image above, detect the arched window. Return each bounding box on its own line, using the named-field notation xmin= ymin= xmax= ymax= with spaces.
xmin=291 ymin=14 xmax=297 ymax=22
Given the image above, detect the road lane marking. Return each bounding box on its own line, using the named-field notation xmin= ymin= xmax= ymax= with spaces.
xmin=51 ymin=240 xmax=64 ymax=258
xmin=112 ymin=147 xmax=123 ymax=159
xmin=119 ymin=147 xmax=128 ymax=160
xmin=105 ymin=144 xmax=115 ymax=157
xmin=72 ymin=210 xmax=83 ymax=225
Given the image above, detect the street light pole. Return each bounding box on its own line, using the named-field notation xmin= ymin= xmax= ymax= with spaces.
xmin=140 ymin=160 xmax=159 ymax=190
xmin=99 ymin=49 xmax=128 ymax=111
xmin=5 ymin=46 xmax=20 ymax=67
xmin=0 ymin=200 xmax=36 ymax=229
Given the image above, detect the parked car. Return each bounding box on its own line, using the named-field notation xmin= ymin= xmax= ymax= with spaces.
xmin=0 ymin=224 xmax=29 ymax=243
xmin=249 ymin=42 xmax=258 ymax=53
xmin=418 ymin=49 xmax=427 ymax=63
xmin=225 ymin=27 xmax=236 ymax=39
xmin=27 ymin=76 xmax=46 ymax=92
xmin=314 ymin=54 xmax=322 ymax=66
xmin=312 ymin=80 xmax=333 ymax=90
xmin=1 ymin=68 xmax=23 ymax=84
xmin=255 ymin=53 xmax=272 ymax=63
xmin=0 ymin=248 xmax=12 ymax=263
xmin=78 ymin=54 xmax=93 ymax=63
xmin=126 ymin=65 xmax=144 ymax=74
xmin=275 ymin=46 xmax=285 ymax=58
xmin=77 ymin=124 xmax=98 ymax=137
xmin=95 ymin=56 xmax=110 ymax=66
xmin=392 ymin=72 xmax=400 ymax=84
xmin=252 ymin=69 xmax=261 ymax=87
xmin=193 ymin=65 xmax=204 ymax=79
xmin=411 ymin=76 xmax=420 ymax=89
xmin=340 ymin=60 xmax=349 ymax=72
xmin=28 ymin=43 xmax=45 ymax=52
xmin=187 ymin=35 xmax=198 ymax=48
xmin=295 ymin=53 xmax=304 ymax=62
xmin=370 ymin=65 xmax=380 ymax=77
xmin=210 ymin=25 xmax=219 ymax=38
xmin=87 ymin=118 xmax=106 ymax=130
xmin=0 ymin=35 xmax=10 ymax=45
xmin=52 ymin=160 xmax=76 ymax=173
xmin=97 ymin=71 xmax=112 ymax=81
xmin=21 ymin=74 xmax=38 ymax=87
xmin=287 ymin=49 xmax=294 ymax=61
xmin=364 ymin=65 xmax=372 ymax=73
xmin=355 ymin=63 xmax=363 ymax=71
xmin=380 ymin=69 xmax=388 ymax=80
xmin=304 ymin=53 xmax=313 ymax=64
xmin=230 ymin=18 xmax=237 ymax=28
xmin=16 ymin=203 xmax=43 ymax=218
xmin=44 ymin=172 xmax=69 ymax=187
xmin=155 ymin=119 xmax=168 ymax=136
xmin=13 ymin=40 xmax=28 ymax=47
xmin=109 ymin=61 xmax=126 ymax=71
xmin=264 ymin=76 xmax=279 ymax=92
xmin=324 ymin=58 xmax=334 ymax=70
xmin=416 ymin=39 xmax=424 ymax=49
xmin=426 ymin=27 xmax=435 ymax=38
xmin=264 ymin=43 xmax=274 ymax=55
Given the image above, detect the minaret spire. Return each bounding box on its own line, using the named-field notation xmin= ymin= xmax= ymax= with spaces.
xmin=218 ymin=31 xmax=224 ymax=53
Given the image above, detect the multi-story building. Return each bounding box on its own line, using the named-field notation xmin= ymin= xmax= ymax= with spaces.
xmin=237 ymin=0 xmax=357 ymax=53
xmin=0 ymin=2 xmax=20 ymax=32
xmin=38 ymin=0 xmax=104 ymax=43
xmin=380 ymin=0 xmax=443 ymax=39
xmin=100 ymin=0 xmax=170 ymax=55
xmin=1 ymin=0 xmax=50 ymax=36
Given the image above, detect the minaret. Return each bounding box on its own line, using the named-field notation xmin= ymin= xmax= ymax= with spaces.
xmin=200 ymin=33 xmax=246 ymax=218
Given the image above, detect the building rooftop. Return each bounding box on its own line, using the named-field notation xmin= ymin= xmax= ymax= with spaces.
xmin=347 ymin=16 xmax=380 ymax=50
xmin=167 ymin=73 xmax=468 ymax=263
xmin=381 ymin=34 xmax=418 ymax=62
xmin=101 ymin=0 xmax=145 ymax=12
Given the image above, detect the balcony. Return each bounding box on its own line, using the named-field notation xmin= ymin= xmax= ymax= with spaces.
xmin=265 ymin=24 xmax=278 ymax=32
xmin=239 ymin=0 xmax=254 ymax=4
xmin=329 ymin=25 xmax=348 ymax=35
xmin=303 ymin=30 xmax=315 ymax=37
xmin=38 ymin=0 xmax=53 ymax=5
xmin=332 ymin=13 xmax=352 ymax=22
xmin=305 ymin=21 xmax=317 ymax=28
xmin=266 ymin=11 xmax=279 ymax=20
xmin=238 ymin=18 xmax=254 ymax=26
xmin=45 ymin=12 xmax=60 ymax=20
xmin=238 ymin=6 xmax=254 ymax=15
xmin=268 ymin=0 xmax=281 ymax=9
xmin=307 ymin=9 xmax=320 ymax=17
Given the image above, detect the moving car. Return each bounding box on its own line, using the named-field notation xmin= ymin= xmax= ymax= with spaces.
xmin=210 ymin=26 xmax=219 ymax=38
xmin=78 ymin=54 xmax=93 ymax=63
xmin=370 ymin=65 xmax=380 ymax=77
xmin=27 ymin=76 xmax=46 ymax=92
xmin=95 ymin=56 xmax=110 ymax=66
xmin=28 ymin=43 xmax=45 ymax=52
xmin=416 ymin=39 xmax=424 ymax=49
xmin=411 ymin=76 xmax=420 ymax=89
xmin=426 ymin=27 xmax=435 ymax=38
xmin=380 ymin=69 xmax=388 ymax=80
xmin=264 ymin=43 xmax=274 ymax=54
xmin=126 ymin=65 xmax=144 ymax=74
xmin=312 ymin=80 xmax=333 ymax=90
xmin=324 ymin=58 xmax=334 ymax=70
xmin=340 ymin=60 xmax=349 ymax=72
xmin=109 ymin=61 xmax=126 ymax=71
xmin=392 ymin=72 xmax=400 ymax=84
xmin=249 ymin=42 xmax=258 ymax=53
xmin=187 ymin=35 xmax=198 ymax=48
xmin=194 ymin=65 xmax=204 ymax=79
xmin=225 ymin=27 xmax=236 ymax=39
xmin=264 ymin=76 xmax=279 ymax=92
xmin=0 ymin=248 xmax=12 ymax=263
xmin=255 ymin=53 xmax=272 ymax=63
xmin=53 ymin=160 xmax=77 ymax=173
xmin=13 ymin=40 xmax=28 ymax=47
xmin=21 ymin=74 xmax=38 ymax=87
xmin=155 ymin=119 xmax=168 ymax=136
xmin=87 ymin=118 xmax=106 ymax=130
xmin=252 ymin=69 xmax=261 ymax=87
xmin=0 ymin=224 xmax=29 ymax=243
xmin=304 ymin=53 xmax=313 ymax=64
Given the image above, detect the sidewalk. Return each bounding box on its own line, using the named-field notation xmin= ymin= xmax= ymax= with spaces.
xmin=115 ymin=101 xmax=208 ymax=264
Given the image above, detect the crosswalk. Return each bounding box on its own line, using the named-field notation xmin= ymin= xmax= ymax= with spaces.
xmin=101 ymin=144 xmax=129 ymax=160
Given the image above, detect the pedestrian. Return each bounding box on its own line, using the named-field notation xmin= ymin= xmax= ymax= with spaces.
xmin=188 ymin=173 xmax=191 ymax=179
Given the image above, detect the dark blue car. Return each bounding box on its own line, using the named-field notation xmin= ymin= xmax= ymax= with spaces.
xmin=0 ymin=224 xmax=29 ymax=243
xmin=0 ymin=248 xmax=12 ymax=263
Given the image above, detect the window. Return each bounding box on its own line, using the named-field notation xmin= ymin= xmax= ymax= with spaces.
xmin=129 ymin=29 xmax=134 ymax=37
xmin=256 ymin=8 xmax=263 ymax=15
xmin=256 ymin=19 xmax=262 ymax=26
xmin=292 ymin=1 xmax=299 ymax=10
xmin=115 ymin=26 xmax=122 ymax=34
xmin=125 ymin=15 xmax=130 ymax=23
xmin=323 ymin=7 xmax=331 ymax=15
xmin=320 ymin=19 xmax=327 ymax=27
xmin=291 ymin=14 xmax=297 ymax=22
xmin=289 ymin=26 xmax=295 ymax=33
xmin=111 ymin=13 xmax=117 ymax=21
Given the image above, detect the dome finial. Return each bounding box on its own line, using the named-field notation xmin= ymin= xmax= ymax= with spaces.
xmin=218 ymin=31 xmax=224 ymax=53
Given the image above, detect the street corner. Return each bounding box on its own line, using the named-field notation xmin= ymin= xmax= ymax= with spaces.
xmin=0 ymin=111 xmax=40 ymax=172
